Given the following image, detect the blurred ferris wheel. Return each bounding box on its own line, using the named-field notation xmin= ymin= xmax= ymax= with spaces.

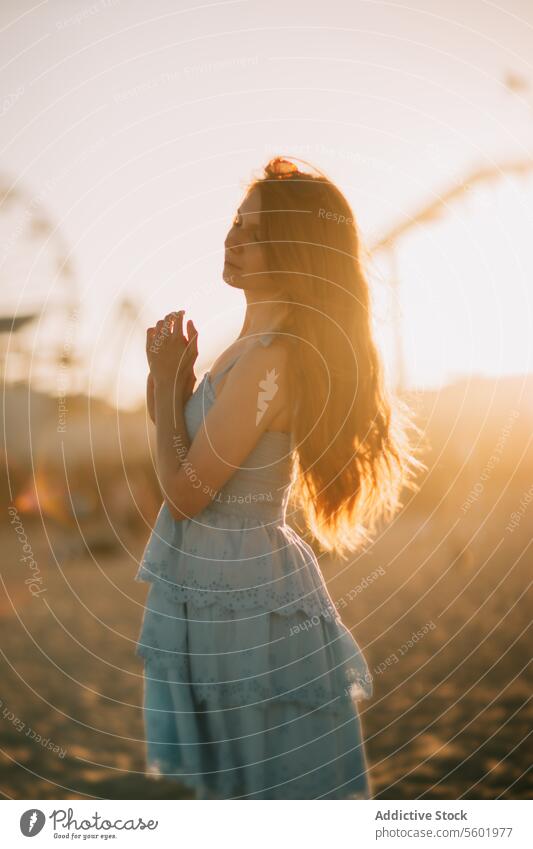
xmin=371 ymin=156 xmax=533 ymax=392
xmin=0 ymin=174 xmax=82 ymax=394
xmin=0 ymin=174 xmax=147 ymax=406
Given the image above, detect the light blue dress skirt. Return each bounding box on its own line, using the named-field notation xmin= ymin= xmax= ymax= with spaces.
xmin=135 ymin=500 xmax=373 ymax=800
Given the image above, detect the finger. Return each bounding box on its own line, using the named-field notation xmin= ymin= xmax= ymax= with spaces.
xmin=170 ymin=312 xmax=180 ymax=338
xmin=163 ymin=313 xmax=175 ymax=335
xmin=173 ymin=310 xmax=185 ymax=338
xmin=166 ymin=311 xmax=179 ymax=338
xmin=187 ymin=320 xmax=198 ymax=356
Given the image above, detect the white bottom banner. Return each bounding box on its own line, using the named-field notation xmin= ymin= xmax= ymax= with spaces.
xmin=2 ymin=799 xmax=530 ymax=847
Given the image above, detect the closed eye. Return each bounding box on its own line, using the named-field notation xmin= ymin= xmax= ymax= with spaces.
xmin=231 ymin=210 xmax=261 ymax=241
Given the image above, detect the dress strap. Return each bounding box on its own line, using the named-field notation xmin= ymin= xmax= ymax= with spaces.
xmin=209 ymin=332 xmax=276 ymax=387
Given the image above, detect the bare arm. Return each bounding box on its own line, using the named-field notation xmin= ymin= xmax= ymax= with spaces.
xmin=146 ymin=372 xmax=155 ymax=424
xmin=153 ymin=376 xmax=192 ymax=518
xmin=161 ymin=340 xmax=289 ymax=521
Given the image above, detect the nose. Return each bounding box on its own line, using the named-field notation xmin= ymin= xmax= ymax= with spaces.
xmin=225 ymin=229 xmax=243 ymax=256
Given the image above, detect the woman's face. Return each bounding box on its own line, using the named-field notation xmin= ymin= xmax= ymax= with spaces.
xmin=223 ymin=186 xmax=270 ymax=290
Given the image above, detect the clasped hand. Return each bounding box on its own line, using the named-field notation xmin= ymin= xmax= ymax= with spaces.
xmin=146 ymin=311 xmax=198 ymax=402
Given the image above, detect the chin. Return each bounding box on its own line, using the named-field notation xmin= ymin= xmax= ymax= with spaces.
xmin=222 ymin=268 xmax=244 ymax=289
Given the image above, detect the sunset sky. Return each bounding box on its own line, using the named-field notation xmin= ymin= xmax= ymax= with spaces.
xmin=1 ymin=0 xmax=532 ymax=407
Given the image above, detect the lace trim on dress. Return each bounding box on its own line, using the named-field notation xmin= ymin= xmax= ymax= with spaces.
xmin=136 ymin=559 xmax=340 ymax=618
xmin=135 ymin=592 xmax=373 ymax=707
xmin=135 ymin=505 xmax=342 ymax=619
xmin=138 ymin=651 xmax=373 ymax=708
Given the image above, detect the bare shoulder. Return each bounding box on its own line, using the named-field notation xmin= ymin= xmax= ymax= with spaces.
xmin=237 ymin=336 xmax=291 ymax=380
xmin=227 ymin=336 xmax=293 ymax=433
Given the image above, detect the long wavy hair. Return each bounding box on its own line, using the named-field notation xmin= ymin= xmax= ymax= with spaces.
xmin=247 ymin=156 xmax=425 ymax=559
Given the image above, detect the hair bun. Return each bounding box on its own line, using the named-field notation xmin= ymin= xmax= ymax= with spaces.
xmin=264 ymin=157 xmax=300 ymax=179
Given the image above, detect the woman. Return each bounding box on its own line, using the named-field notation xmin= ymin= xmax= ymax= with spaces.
xmin=136 ymin=156 xmax=422 ymax=799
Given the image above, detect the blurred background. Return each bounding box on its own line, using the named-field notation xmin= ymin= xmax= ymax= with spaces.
xmin=0 ymin=0 xmax=531 ymax=799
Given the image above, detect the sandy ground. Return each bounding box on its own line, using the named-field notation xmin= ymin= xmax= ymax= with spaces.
xmin=0 ymin=494 xmax=531 ymax=800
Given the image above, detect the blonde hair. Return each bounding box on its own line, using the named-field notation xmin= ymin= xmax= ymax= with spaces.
xmin=249 ymin=157 xmax=425 ymax=559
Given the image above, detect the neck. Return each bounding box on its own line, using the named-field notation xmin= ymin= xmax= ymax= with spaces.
xmin=238 ymin=290 xmax=290 ymax=338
